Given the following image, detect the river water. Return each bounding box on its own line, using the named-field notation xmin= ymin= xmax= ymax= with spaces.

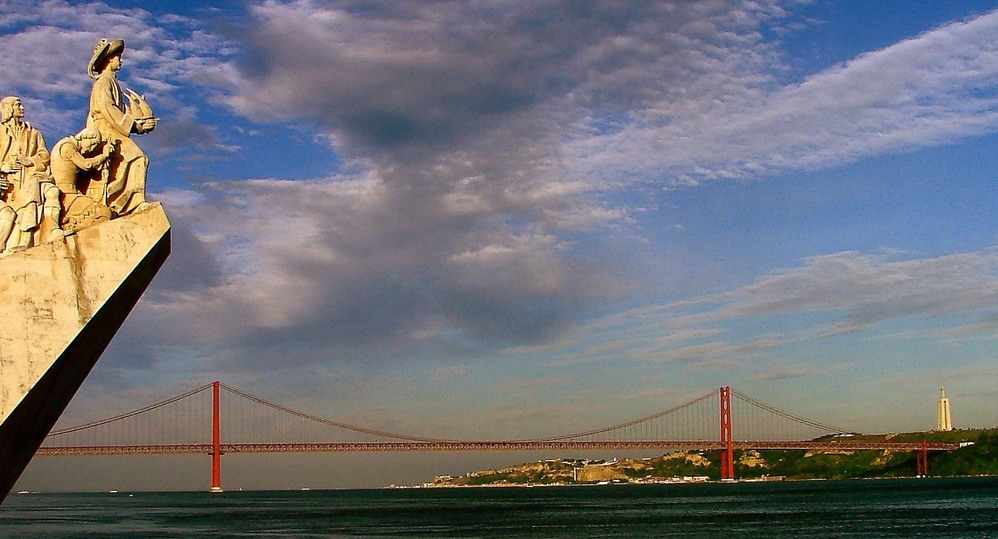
xmin=2 ymin=477 xmax=997 ymax=537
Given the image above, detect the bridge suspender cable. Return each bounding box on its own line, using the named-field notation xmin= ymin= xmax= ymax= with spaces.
xmin=218 ymin=383 xmax=457 ymax=443
xmin=44 ymin=383 xmax=848 ymax=446
xmin=37 ymin=381 xmax=960 ymax=491
xmin=539 ymin=390 xmax=716 ymax=442
xmin=46 ymin=383 xmax=215 ymax=437
xmin=730 ymin=389 xmax=848 ymax=435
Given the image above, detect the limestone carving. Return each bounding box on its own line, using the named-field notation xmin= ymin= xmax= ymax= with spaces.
xmin=0 ymin=36 xmax=170 ymax=502
xmin=51 ymin=128 xmax=114 ymax=232
xmin=0 ymin=38 xmax=159 ymax=257
xmin=0 ymin=97 xmax=63 ymax=252
xmin=87 ymin=38 xmax=156 ymax=216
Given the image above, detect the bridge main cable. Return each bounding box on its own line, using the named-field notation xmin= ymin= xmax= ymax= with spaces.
xmin=539 ymin=390 xmax=716 ymax=442
xmin=218 ymin=383 xmax=457 ymax=443
xmin=730 ymin=388 xmax=848 ymax=434
xmin=46 ymin=383 xmax=215 ymax=437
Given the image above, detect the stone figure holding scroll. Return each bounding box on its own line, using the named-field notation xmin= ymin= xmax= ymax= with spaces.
xmin=0 ymin=96 xmax=62 ymax=251
xmin=87 ymin=38 xmax=156 ymax=216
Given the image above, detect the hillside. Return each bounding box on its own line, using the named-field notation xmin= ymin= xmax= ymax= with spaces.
xmin=428 ymin=428 xmax=998 ymax=487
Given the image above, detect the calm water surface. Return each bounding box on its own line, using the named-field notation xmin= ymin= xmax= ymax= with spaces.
xmin=2 ymin=477 xmax=997 ymax=537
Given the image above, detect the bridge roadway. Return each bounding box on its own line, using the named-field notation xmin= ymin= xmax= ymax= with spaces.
xmin=35 ymin=440 xmax=960 ymax=456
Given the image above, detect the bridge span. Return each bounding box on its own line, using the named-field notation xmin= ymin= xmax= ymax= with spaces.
xmin=36 ymin=383 xmax=958 ymax=490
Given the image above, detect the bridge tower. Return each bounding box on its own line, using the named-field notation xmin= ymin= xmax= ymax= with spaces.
xmin=917 ymin=440 xmax=929 ymax=477
xmin=719 ymin=386 xmax=734 ymax=480
xmin=211 ymin=381 xmax=223 ymax=493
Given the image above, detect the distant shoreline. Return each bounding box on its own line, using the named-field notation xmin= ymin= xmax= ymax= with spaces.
xmin=399 ymin=474 xmax=998 ymax=490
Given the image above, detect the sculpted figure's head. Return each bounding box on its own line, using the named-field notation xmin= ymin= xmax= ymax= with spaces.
xmin=76 ymin=127 xmax=102 ymax=153
xmin=88 ymin=38 xmax=125 ymax=79
xmin=0 ymin=97 xmax=24 ymax=124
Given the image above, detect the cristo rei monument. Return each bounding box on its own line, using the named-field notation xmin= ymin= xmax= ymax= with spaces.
xmin=0 ymin=38 xmax=170 ymax=501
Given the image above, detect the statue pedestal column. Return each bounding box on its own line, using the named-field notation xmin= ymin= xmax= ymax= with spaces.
xmin=0 ymin=203 xmax=170 ymax=501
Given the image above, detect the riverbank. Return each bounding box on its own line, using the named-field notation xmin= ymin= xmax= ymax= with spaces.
xmin=427 ymin=428 xmax=998 ymax=487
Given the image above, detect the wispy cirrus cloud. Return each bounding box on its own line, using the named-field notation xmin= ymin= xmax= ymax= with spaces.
xmin=0 ymin=0 xmax=236 ymax=158
xmin=489 ymin=376 xmax=571 ymax=393
xmin=887 ymin=363 xmax=998 ymax=386
xmin=570 ymin=8 xmax=998 ymax=185
xmin=540 ymin=249 xmax=998 ymax=368
xmin=695 ymin=250 xmax=998 ymax=334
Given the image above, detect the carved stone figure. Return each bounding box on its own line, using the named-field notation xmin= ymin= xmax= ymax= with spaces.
xmin=0 ymin=38 xmax=170 ymax=503
xmin=0 ymin=96 xmax=62 ymax=251
xmin=51 ymin=128 xmax=114 ymax=232
xmin=87 ymin=38 xmax=156 ymax=216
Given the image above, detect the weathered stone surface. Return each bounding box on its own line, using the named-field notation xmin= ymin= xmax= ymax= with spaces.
xmin=0 ymin=203 xmax=169 ymax=501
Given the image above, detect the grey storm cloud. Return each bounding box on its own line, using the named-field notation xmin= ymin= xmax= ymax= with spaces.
xmin=228 ymin=0 xmax=786 ymax=159
xmin=142 ymin=116 xmax=240 ymax=158
xmin=134 ymin=0 xmax=801 ymax=370
xmin=143 ymin=175 xmax=613 ymax=371
xmin=155 ymin=0 xmax=996 ymax=373
xmin=167 ymin=0 xmax=789 ymax=338
xmin=0 ymin=0 xmax=799 ymax=375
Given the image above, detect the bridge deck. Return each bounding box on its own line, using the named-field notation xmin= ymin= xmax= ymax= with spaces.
xmin=36 ymin=440 xmax=960 ymax=456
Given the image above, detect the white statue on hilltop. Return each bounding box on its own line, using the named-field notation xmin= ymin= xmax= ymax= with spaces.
xmin=87 ymin=38 xmax=156 ymax=216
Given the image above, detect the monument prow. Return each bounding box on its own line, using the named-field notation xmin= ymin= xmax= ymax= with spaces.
xmin=0 ymin=36 xmax=168 ymax=503
xmin=0 ymin=203 xmax=170 ymax=502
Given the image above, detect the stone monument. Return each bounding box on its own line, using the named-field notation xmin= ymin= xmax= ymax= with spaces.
xmin=937 ymin=387 xmax=953 ymax=431
xmin=0 ymin=38 xmax=169 ymax=502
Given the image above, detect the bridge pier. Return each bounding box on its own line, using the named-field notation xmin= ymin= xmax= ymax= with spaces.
xmin=211 ymin=381 xmax=223 ymax=493
xmin=917 ymin=441 xmax=929 ymax=477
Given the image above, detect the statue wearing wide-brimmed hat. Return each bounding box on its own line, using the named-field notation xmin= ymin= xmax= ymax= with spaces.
xmin=86 ymin=37 xmax=156 ymax=216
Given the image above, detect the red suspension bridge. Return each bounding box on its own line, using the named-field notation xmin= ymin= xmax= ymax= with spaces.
xmin=36 ymin=383 xmax=957 ymax=491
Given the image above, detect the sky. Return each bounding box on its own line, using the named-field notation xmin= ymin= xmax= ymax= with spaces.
xmin=7 ymin=0 xmax=998 ymax=491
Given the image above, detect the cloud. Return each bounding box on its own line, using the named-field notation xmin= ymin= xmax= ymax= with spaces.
xmin=429 ymin=365 xmax=467 ymax=382
xmin=887 ymin=363 xmax=998 ymax=386
xmin=135 ymin=173 xmax=613 ymax=374
xmin=0 ymin=1 xmax=236 ymax=156
xmin=133 ymin=0 xmax=799 ymax=371
xmin=143 ymin=113 xmax=240 ymax=159
xmin=489 ymin=376 xmax=570 ymax=393
xmin=213 ymin=3 xmax=998 ymax=311
xmin=537 ymin=249 xmax=998 ymax=368
xmin=747 ymin=362 xmax=852 ymax=381
xmin=570 ymin=8 xmax=998 ymax=185
xmin=223 ymin=0 xmax=819 ymax=195
xmin=18 ymin=2 xmax=996 ymax=383
xmin=705 ymin=250 xmax=998 ymax=334
xmin=229 ymin=1 xmax=769 ymax=153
